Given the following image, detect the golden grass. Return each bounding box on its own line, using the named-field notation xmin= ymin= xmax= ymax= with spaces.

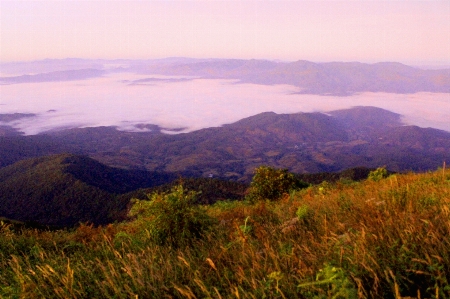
xmin=1 ymin=168 xmax=449 ymax=298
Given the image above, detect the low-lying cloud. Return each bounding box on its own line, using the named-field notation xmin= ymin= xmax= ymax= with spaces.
xmin=0 ymin=72 xmax=449 ymax=135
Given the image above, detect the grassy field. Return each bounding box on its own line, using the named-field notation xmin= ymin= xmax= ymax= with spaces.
xmin=1 ymin=167 xmax=449 ymax=298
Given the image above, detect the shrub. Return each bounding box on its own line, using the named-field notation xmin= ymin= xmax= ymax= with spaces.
xmin=368 ymin=167 xmax=389 ymax=182
xmin=296 ymin=204 xmax=310 ymax=220
xmin=247 ymin=166 xmax=308 ymax=201
xmin=128 ymin=185 xmax=216 ymax=248
xmin=297 ymin=264 xmax=357 ymax=299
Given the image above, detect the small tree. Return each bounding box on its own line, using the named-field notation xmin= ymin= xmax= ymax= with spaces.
xmin=247 ymin=166 xmax=308 ymax=201
xmin=128 ymin=185 xmax=215 ymax=248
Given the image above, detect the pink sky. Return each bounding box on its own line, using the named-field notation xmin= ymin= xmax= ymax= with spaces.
xmin=1 ymin=1 xmax=449 ymax=64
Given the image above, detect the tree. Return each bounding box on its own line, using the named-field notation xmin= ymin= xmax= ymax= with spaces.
xmin=246 ymin=166 xmax=308 ymax=201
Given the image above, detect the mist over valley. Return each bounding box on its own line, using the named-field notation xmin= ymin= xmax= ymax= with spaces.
xmin=1 ymin=58 xmax=449 ymax=135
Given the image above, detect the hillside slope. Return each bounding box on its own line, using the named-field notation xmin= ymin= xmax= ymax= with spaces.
xmin=1 ymin=166 xmax=449 ymax=298
xmin=0 ymin=154 xmax=176 ymax=227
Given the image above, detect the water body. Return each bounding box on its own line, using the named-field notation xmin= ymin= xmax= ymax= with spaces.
xmin=0 ymin=72 xmax=449 ymax=135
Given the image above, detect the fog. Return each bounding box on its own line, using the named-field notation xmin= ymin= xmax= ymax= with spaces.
xmin=0 ymin=72 xmax=449 ymax=135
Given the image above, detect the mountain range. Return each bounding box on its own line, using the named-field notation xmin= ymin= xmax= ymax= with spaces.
xmin=1 ymin=58 xmax=449 ymax=95
xmin=1 ymin=107 xmax=449 ymax=182
xmin=133 ymin=59 xmax=450 ymax=95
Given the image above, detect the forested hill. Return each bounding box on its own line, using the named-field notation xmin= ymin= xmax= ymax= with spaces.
xmin=0 ymin=153 xmax=381 ymax=228
xmin=0 ymin=154 xmax=176 ymax=227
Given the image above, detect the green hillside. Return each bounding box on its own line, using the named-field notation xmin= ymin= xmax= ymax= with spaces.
xmin=1 ymin=166 xmax=449 ymax=298
xmin=0 ymin=154 xmax=176 ymax=227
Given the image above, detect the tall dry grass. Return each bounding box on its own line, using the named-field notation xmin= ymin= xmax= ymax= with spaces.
xmin=1 ymin=168 xmax=449 ymax=298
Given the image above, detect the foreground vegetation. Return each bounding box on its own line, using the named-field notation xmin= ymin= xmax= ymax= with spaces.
xmin=1 ymin=167 xmax=450 ymax=298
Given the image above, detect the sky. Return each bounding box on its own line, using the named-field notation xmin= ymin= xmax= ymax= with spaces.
xmin=1 ymin=0 xmax=449 ymax=65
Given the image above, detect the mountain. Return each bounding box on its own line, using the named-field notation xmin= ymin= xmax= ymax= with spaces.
xmin=122 ymin=107 xmax=448 ymax=179
xmin=1 ymin=107 xmax=449 ymax=182
xmin=132 ymin=59 xmax=450 ymax=95
xmin=2 ymin=58 xmax=448 ymax=94
xmin=0 ymin=58 xmax=105 ymax=75
xmin=0 ymin=69 xmax=105 ymax=84
xmin=0 ymin=154 xmax=177 ymax=227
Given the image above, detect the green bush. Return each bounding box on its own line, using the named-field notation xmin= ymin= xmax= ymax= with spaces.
xmin=247 ymin=166 xmax=308 ymax=201
xmin=368 ymin=167 xmax=389 ymax=182
xmin=298 ymin=264 xmax=357 ymax=299
xmin=128 ymin=185 xmax=216 ymax=248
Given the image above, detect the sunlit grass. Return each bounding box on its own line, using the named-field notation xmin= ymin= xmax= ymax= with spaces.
xmin=1 ymin=168 xmax=450 ymax=298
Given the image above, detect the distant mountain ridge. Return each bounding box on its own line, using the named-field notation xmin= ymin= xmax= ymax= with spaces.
xmin=1 ymin=58 xmax=449 ymax=94
xmin=0 ymin=68 xmax=105 ymax=84
xmin=132 ymin=59 xmax=450 ymax=95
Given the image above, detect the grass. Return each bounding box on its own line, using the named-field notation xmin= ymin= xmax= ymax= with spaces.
xmin=1 ymin=167 xmax=450 ymax=298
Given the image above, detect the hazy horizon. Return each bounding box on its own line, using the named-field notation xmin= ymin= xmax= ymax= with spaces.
xmin=1 ymin=57 xmax=450 ymax=70
xmin=1 ymin=1 xmax=449 ymax=65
